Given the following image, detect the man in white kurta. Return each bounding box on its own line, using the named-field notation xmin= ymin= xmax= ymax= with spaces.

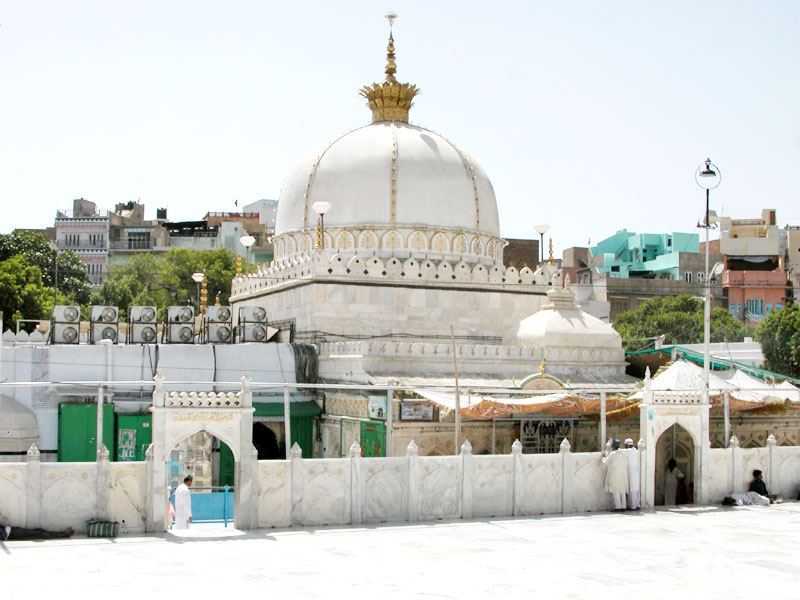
xmin=603 ymin=440 xmax=629 ymax=511
xmin=624 ymin=438 xmax=641 ymax=510
xmin=173 ymin=475 xmax=193 ymax=529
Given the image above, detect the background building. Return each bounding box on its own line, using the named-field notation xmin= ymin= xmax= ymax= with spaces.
xmin=54 ymin=198 xmax=110 ymax=285
xmin=719 ymin=209 xmax=789 ymax=324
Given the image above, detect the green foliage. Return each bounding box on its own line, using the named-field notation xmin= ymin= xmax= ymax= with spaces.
xmin=614 ymin=294 xmax=746 ymax=350
xmin=92 ymin=248 xmax=245 ymax=319
xmin=0 ymin=231 xmax=90 ymax=302
xmin=0 ymin=256 xmax=69 ymax=328
xmin=757 ymin=304 xmax=800 ymax=377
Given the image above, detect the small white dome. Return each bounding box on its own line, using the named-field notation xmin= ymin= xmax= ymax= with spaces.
xmin=276 ymin=122 xmax=499 ymax=238
xmin=518 ymin=289 xmax=623 ymax=351
xmin=0 ymin=395 xmax=39 ymax=453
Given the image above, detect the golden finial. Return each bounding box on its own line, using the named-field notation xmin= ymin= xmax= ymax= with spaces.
xmin=539 ymin=359 xmax=546 ymax=374
xmin=548 ymin=238 xmax=555 ymax=262
xmin=359 ymin=13 xmax=420 ymax=124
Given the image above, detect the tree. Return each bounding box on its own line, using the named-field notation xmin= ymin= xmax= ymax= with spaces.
xmin=757 ymin=304 xmax=800 ymax=377
xmin=0 ymin=231 xmax=90 ymax=303
xmin=92 ymin=248 xmax=244 ymax=319
xmin=614 ymin=294 xmax=746 ymax=350
xmin=0 ymin=256 xmax=68 ymax=329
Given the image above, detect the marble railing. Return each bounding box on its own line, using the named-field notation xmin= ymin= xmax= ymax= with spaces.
xmin=231 ymin=250 xmax=565 ymax=299
xmin=3 ymin=436 xmax=799 ymax=532
xmin=319 ymin=340 xmax=625 ymax=365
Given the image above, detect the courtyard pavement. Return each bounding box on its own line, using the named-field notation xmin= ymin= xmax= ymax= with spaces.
xmin=3 ymin=504 xmax=799 ymax=599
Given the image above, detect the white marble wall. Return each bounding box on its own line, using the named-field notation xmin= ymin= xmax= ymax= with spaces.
xmin=3 ymin=438 xmax=800 ymax=532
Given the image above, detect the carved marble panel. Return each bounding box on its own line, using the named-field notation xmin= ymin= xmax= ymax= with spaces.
xmin=569 ymin=453 xmax=610 ymax=513
xmin=40 ymin=464 xmax=96 ymax=531
xmin=416 ymin=456 xmax=460 ymax=521
xmin=363 ymin=457 xmax=408 ymax=524
xmin=295 ymin=458 xmax=350 ymax=526
xmin=0 ymin=464 xmax=26 ymax=525
xmin=471 ymin=455 xmax=513 ymax=518
xmin=108 ymin=462 xmax=147 ymax=532
xmin=258 ymin=461 xmax=291 ymax=528
xmin=518 ymin=454 xmax=562 ymax=516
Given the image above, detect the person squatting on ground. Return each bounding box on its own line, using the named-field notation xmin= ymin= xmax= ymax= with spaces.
xmin=722 ymin=470 xmax=780 ymax=506
xmin=603 ymin=439 xmax=628 ymax=511
xmin=623 ymin=438 xmax=640 ymax=510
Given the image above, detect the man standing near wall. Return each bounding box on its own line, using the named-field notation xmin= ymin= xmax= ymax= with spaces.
xmin=624 ymin=438 xmax=641 ymax=511
xmin=173 ymin=475 xmax=193 ymax=529
xmin=603 ymin=440 xmax=629 ymax=512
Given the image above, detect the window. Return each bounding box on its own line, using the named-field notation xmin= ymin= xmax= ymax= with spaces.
xmin=667 ymin=238 xmax=672 ymax=247
xmin=611 ymin=265 xmax=620 ymax=273
xmin=684 ymin=272 xmax=693 ymax=283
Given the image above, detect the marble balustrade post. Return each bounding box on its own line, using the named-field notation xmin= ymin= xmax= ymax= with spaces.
xmin=511 ymin=439 xmax=522 ymax=517
xmin=560 ymin=438 xmax=572 ymax=515
xmin=96 ymin=445 xmax=111 ymax=521
xmin=406 ymin=441 xmax=419 ymax=523
xmin=460 ymin=440 xmax=473 ymax=520
xmin=25 ymin=444 xmax=42 ymax=528
xmin=290 ymin=442 xmax=303 ymax=525
xmin=767 ymin=434 xmax=777 ymax=494
xmin=730 ymin=435 xmax=740 ymax=494
xmin=349 ymin=441 xmax=363 ymax=525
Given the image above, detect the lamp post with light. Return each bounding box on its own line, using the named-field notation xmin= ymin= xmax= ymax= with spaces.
xmin=534 ymin=224 xmax=549 ymax=264
xmin=191 ymin=272 xmax=205 ymax=313
xmin=312 ymin=201 xmax=331 ymax=250
xmin=695 ymin=158 xmax=721 ymax=407
xmin=240 ymin=234 xmax=256 ymax=267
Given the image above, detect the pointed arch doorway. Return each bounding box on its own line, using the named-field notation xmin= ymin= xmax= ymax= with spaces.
xmin=654 ymin=424 xmax=695 ymax=505
xmin=146 ymin=377 xmax=258 ymax=531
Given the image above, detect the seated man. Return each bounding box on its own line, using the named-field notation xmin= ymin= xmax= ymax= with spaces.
xmin=0 ymin=523 xmax=74 ymax=541
xmin=748 ymin=470 xmax=769 ymax=497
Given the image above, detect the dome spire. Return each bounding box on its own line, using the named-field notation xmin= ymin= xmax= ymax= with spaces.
xmin=360 ymin=14 xmax=419 ymax=124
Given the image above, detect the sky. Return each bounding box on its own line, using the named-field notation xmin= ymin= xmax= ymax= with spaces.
xmin=1 ymin=1 xmax=798 ymax=251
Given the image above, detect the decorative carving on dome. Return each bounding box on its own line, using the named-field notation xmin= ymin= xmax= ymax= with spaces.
xmin=470 ymin=237 xmax=483 ymax=256
xmin=366 ymin=257 xmax=385 ymax=277
xmin=409 ymin=230 xmax=427 ymax=251
xmin=346 ymin=256 xmax=368 ymax=277
xmin=453 ymin=233 xmax=466 ymax=254
xmin=454 ymin=261 xmax=472 ymax=282
xmin=358 ymin=230 xmax=379 ymax=250
xmin=519 ymin=266 xmax=535 ymax=285
xmin=336 ymin=230 xmax=356 ymax=251
xmin=420 ymin=260 xmax=437 ymax=281
xmin=471 ymin=264 xmax=488 ymax=283
xmin=504 ymin=266 xmax=520 ymax=284
xmin=436 ymin=261 xmax=454 ymax=281
xmin=431 ymin=231 xmax=449 ymax=253
xmin=489 ymin=265 xmax=504 ymax=284
xmin=385 ymin=256 xmax=403 ymax=278
xmin=383 ymin=230 xmax=402 ymax=251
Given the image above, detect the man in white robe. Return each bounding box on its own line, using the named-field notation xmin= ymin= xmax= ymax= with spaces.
xmin=173 ymin=475 xmax=193 ymax=529
xmin=624 ymin=438 xmax=641 ymax=510
xmin=603 ymin=440 xmax=629 ymax=511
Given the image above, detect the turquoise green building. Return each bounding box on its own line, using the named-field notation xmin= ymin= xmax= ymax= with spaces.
xmin=591 ymin=230 xmax=699 ymax=280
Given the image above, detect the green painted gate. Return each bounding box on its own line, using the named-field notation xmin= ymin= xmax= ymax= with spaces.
xmin=58 ymin=403 xmax=115 ymax=462
xmin=359 ymin=420 xmax=386 ymax=457
xmin=115 ymin=414 xmax=152 ymax=462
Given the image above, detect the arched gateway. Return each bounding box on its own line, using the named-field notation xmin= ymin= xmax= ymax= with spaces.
xmin=145 ymin=375 xmax=258 ymax=531
xmin=638 ymin=369 xmax=711 ymax=508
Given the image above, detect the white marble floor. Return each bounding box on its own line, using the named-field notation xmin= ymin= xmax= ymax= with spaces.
xmin=4 ymin=504 xmax=800 ymax=600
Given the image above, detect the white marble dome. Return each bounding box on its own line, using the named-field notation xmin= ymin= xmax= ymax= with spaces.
xmin=0 ymin=395 xmax=39 ymax=453
xmin=518 ymin=289 xmax=623 ymax=352
xmin=274 ymin=121 xmax=503 ymax=263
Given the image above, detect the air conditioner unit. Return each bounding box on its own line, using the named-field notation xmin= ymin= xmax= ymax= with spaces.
xmin=52 ymin=305 xmax=81 ymax=344
xmin=205 ymin=305 xmax=232 ymax=344
xmin=238 ymin=306 xmax=267 ymax=323
xmin=207 ymin=305 xmax=232 ymax=323
xmin=208 ymin=323 xmax=233 ymax=343
xmin=89 ymin=305 xmax=118 ymax=344
xmin=130 ymin=305 xmax=157 ymax=323
xmin=91 ymin=305 xmax=118 ymax=323
xmin=53 ymin=305 xmax=80 ymax=323
xmin=128 ymin=305 xmax=158 ymax=343
xmin=167 ymin=306 xmax=195 ymax=324
xmin=238 ymin=323 xmax=268 ymax=343
xmin=166 ymin=306 xmax=195 ymax=344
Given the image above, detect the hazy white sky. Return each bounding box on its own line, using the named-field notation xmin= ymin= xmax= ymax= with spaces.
xmin=1 ymin=1 xmax=798 ymax=251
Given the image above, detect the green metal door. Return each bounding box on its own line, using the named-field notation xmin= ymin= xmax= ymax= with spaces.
xmin=116 ymin=414 xmax=152 ymax=461
xmin=219 ymin=442 xmax=235 ymax=487
xmin=58 ymin=403 xmax=115 ymax=462
xmin=290 ymin=415 xmax=315 ymax=459
xmin=360 ymin=420 xmax=386 ymax=457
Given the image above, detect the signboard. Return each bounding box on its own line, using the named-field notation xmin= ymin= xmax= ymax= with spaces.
xmin=368 ymin=395 xmax=387 ymax=420
xmin=118 ymin=429 xmax=137 ymax=461
xmin=399 ymin=401 xmax=435 ymax=422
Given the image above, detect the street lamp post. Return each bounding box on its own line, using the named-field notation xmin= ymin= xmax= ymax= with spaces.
xmin=240 ymin=234 xmax=256 ymax=266
xmin=191 ymin=272 xmax=205 ymax=312
xmin=312 ymin=201 xmax=331 ymax=250
xmin=695 ymin=158 xmax=721 ymax=408
xmin=534 ymin=224 xmax=549 ymax=264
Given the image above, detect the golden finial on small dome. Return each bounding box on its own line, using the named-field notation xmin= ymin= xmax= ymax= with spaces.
xmin=359 ymin=13 xmax=420 ymax=124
